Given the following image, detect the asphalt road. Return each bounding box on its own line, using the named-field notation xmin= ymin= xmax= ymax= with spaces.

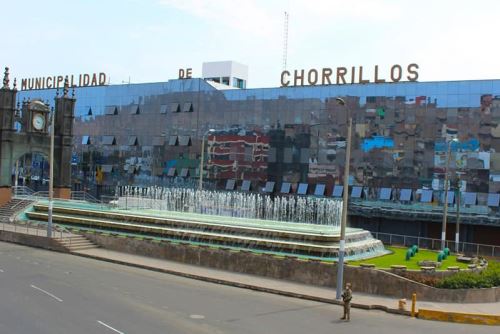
xmin=0 ymin=241 xmax=494 ymax=334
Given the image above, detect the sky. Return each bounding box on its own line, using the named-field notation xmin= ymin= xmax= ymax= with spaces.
xmin=3 ymin=0 xmax=500 ymax=88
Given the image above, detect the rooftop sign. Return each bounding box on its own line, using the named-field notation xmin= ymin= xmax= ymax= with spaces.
xmin=20 ymin=73 xmax=107 ymax=91
xmin=280 ymin=64 xmax=419 ymax=87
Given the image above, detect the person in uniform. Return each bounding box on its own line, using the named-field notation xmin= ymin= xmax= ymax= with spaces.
xmin=341 ymin=282 xmax=352 ymax=321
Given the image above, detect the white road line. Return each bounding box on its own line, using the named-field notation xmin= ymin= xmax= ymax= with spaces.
xmin=0 ymin=269 xmax=4 ymax=272
xmin=97 ymin=320 xmax=125 ymax=334
xmin=30 ymin=284 xmax=63 ymax=302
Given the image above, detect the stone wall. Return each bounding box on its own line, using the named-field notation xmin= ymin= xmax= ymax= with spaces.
xmin=83 ymin=232 xmax=500 ymax=303
xmin=0 ymin=230 xmax=66 ymax=252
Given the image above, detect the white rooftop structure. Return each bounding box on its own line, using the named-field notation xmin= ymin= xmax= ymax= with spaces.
xmin=202 ymin=61 xmax=248 ymax=89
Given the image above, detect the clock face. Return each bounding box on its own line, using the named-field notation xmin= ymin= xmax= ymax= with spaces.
xmin=32 ymin=113 xmax=45 ymax=131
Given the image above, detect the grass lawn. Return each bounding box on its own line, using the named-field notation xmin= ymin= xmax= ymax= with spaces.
xmin=349 ymin=246 xmax=469 ymax=271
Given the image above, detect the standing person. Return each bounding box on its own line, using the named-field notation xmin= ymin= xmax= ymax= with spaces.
xmin=341 ymin=283 xmax=352 ymax=321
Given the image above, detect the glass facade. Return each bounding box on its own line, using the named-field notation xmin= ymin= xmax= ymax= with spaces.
xmin=17 ymin=78 xmax=500 ymax=200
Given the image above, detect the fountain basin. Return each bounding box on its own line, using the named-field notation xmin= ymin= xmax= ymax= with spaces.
xmin=28 ymin=202 xmax=387 ymax=260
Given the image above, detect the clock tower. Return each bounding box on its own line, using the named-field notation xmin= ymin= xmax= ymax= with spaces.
xmin=21 ymin=99 xmax=50 ymax=133
xmin=0 ymin=69 xmax=76 ymax=206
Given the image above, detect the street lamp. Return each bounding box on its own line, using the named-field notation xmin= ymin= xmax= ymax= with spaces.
xmin=198 ymin=129 xmax=215 ymax=191
xmin=441 ymin=137 xmax=459 ymax=250
xmin=335 ymin=97 xmax=352 ymax=300
xmin=455 ymin=173 xmax=463 ymax=253
xmin=47 ymin=107 xmax=55 ymax=238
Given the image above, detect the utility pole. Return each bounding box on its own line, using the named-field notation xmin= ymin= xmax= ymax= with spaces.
xmin=455 ymin=174 xmax=461 ymax=253
xmin=335 ymin=97 xmax=351 ymax=300
xmin=47 ymin=107 xmax=55 ymax=238
xmin=441 ymin=138 xmax=458 ymax=250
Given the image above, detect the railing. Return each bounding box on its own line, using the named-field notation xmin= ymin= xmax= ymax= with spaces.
xmin=31 ymin=191 xmax=49 ymax=199
xmin=0 ymin=217 xmax=75 ymax=240
xmin=100 ymin=195 xmax=119 ymax=207
xmin=352 ymin=199 xmax=490 ymax=216
xmin=71 ymin=191 xmax=100 ymax=203
xmin=52 ymin=223 xmax=74 ymax=240
xmin=371 ymin=231 xmax=500 ymax=258
xmin=1 ymin=219 xmax=48 ymax=237
xmin=11 ymin=186 xmax=35 ymax=197
xmin=12 ymin=186 xmax=110 ymax=208
xmin=12 ymin=188 xmax=50 ymax=201
xmin=117 ymin=196 xmax=154 ymax=210
xmin=9 ymin=199 xmax=31 ymax=211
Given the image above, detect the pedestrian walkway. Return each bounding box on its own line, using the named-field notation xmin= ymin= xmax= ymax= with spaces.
xmin=73 ymin=247 xmax=500 ymax=316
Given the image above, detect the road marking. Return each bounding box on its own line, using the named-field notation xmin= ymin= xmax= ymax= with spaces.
xmin=0 ymin=269 xmax=4 ymax=272
xmin=190 ymin=314 xmax=205 ymax=319
xmin=97 ymin=320 xmax=125 ymax=334
xmin=30 ymin=284 xmax=63 ymax=302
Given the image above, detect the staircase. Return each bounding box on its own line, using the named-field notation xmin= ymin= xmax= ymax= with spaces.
xmin=55 ymin=235 xmax=99 ymax=252
xmin=0 ymin=199 xmax=34 ymax=223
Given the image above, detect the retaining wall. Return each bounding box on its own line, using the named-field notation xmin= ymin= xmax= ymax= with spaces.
xmin=83 ymin=232 xmax=500 ymax=303
xmin=0 ymin=230 xmax=66 ymax=252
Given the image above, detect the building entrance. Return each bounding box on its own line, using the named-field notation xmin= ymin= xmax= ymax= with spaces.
xmin=0 ymin=67 xmax=76 ymax=205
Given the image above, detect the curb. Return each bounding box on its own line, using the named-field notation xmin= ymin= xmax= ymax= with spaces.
xmin=418 ymin=308 xmax=500 ymax=326
xmin=72 ymin=251 xmax=411 ymax=317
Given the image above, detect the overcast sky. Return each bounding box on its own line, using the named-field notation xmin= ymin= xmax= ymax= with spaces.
xmin=3 ymin=0 xmax=500 ymax=88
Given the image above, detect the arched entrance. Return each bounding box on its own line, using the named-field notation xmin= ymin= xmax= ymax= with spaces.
xmin=0 ymin=68 xmax=76 ymax=205
xmin=12 ymin=152 xmax=55 ymax=192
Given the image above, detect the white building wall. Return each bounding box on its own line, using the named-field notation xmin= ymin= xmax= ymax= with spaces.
xmin=202 ymin=61 xmax=248 ymax=88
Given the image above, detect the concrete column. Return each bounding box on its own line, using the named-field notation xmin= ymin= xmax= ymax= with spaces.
xmin=0 ymin=186 xmax=12 ymax=206
xmin=54 ymin=187 xmax=71 ymax=199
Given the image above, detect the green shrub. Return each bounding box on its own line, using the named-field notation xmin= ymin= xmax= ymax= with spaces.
xmin=436 ymin=261 xmax=500 ymax=289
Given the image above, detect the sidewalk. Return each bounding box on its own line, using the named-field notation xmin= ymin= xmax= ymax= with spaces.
xmin=73 ymin=247 xmax=500 ymax=317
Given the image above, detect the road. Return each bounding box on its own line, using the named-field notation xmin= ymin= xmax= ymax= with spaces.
xmin=0 ymin=241 xmax=493 ymax=334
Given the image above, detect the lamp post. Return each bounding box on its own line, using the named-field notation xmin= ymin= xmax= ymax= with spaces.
xmin=335 ymin=97 xmax=352 ymax=300
xmin=47 ymin=107 xmax=55 ymax=238
xmin=455 ymin=173 xmax=462 ymax=253
xmin=198 ymin=129 xmax=215 ymax=191
xmin=441 ymin=138 xmax=458 ymax=250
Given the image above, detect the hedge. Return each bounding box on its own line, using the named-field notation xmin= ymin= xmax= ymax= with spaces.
xmin=436 ymin=261 xmax=500 ymax=289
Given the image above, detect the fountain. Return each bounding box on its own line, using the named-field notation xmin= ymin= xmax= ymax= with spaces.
xmin=115 ymin=186 xmax=342 ymax=225
xmin=95 ymin=185 xmax=388 ymax=260
xmin=26 ymin=185 xmax=387 ymax=260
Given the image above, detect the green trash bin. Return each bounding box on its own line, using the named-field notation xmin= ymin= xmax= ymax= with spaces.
xmin=443 ymin=247 xmax=450 ymax=256
xmin=406 ymin=249 xmax=412 ymax=261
